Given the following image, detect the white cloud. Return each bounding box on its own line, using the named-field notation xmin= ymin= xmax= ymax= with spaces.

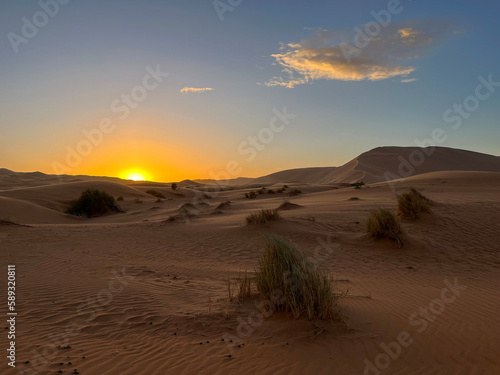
xmin=266 ymin=19 xmax=454 ymax=88
xmin=180 ymin=87 xmax=214 ymax=94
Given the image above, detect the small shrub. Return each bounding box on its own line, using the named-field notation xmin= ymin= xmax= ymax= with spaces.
xmin=367 ymin=208 xmax=405 ymax=247
xmin=134 ymin=198 xmax=143 ymax=204
xmin=397 ymin=187 xmax=433 ymax=220
xmin=287 ymin=189 xmax=302 ymax=197
xmin=283 ymin=185 xmax=289 ymax=189
xmin=117 ymin=196 xmax=124 ymax=201
xmin=171 ymin=183 xmax=178 ymax=191
xmin=146 ymin=189 xmax=166 ymax=199
xmin=66 ymin=189 xmax=122 ymax=218
xmin=267 ymin=189 xmax=276 ymax=194
xmin=245 ymin=191 xmax=257 ymax=199
xmin=255 ymin=234 xmax=339 ymax=320
xmin=351 ymin=181 xmax=365 ymax=189
xmin=246 ymin=209 xmax=281 ymax=225
xmin=307 ymin=216 xmax=316 ymax=221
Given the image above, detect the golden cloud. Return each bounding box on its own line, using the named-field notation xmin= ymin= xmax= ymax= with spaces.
xmin=266 ymin=19 xmax=453 ymax=87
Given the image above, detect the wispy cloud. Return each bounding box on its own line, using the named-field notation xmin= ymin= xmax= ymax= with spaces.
xmin=180 ymin=87 xmax=214 ymax=94
xmin=266 ymin=19 xmax=455 ymax=88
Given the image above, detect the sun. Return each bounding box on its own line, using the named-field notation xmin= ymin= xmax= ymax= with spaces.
xmin=121 ymin=170 xmax=150 ymax=181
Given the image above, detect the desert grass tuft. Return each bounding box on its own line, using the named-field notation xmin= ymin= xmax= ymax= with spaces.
xmin=237 ymin=270 xmax=252 ymax=299
xmin=245 ymin=191 xmax=257 ymax=199
xmin=397 ymin=187 xmax=433 ymax=220
xmin=255 ymin=234 xmax=339 ymax=320
xmin=287 ymin=189 xmax=302 ymax=197
xmin=246 ymin=209 xmax=281 ymax=225
xmin=367 ymin=208 xmax=405 ymax=247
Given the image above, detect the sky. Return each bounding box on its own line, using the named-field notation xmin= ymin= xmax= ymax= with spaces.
xmin=1 ymin=0 xmax=499 ymax=182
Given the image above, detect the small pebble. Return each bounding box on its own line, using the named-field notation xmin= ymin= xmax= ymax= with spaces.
xmin=82 ymin=356 xmax=85 ymax=359
xmin=68 ymin=362 xmax=72 ymax=365
xmin=25 ymin=361 xmax=30 ymax=364
xmin=174 ymin=332 xmax=177 ymax=336
xmin=149 ymin=322 xmax=152 ymax=325
xmin=206 ymin=341 xmax=209 ymax=344
xmin=221 ymin=338 xmax=224 ymax=341
xmin=227 ymin=355 xmax=232 ymax=358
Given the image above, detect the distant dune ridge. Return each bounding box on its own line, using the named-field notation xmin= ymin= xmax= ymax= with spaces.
xmin=1 ymin=147 xmax=499 ymax=191
xmin=246 ymin=146 xmax=500 ymax=186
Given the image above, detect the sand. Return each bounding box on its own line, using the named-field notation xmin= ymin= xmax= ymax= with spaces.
xmin=1 ymin=148 xmax=499 ymax=375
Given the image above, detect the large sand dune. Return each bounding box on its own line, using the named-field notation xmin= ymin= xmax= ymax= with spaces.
xmin=249 ymin=146 xmax=500 ymax=185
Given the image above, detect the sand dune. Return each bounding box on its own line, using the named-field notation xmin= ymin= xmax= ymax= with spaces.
xmin=248 ymin=146 xmax=500 ymax=185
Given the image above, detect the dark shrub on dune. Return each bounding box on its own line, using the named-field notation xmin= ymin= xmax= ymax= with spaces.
xmin=66 ymin=189 xmax=122 ymax=218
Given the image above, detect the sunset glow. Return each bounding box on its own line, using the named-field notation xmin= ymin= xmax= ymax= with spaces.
xmin=122 ymin=171 xmax=149 ymax=181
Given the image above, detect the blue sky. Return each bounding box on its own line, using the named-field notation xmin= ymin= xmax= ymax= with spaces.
xmin=0 ymin=0 xmax=499 ymax=181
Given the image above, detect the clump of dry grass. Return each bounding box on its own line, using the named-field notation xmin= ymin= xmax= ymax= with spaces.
xmin=397 ymin=187 xmax=433 ymax=220
xmin=255 ymin=234 xmax=339 ymax=320
xmin=367 ymin=208 xmax=405 ymax=247
xmin=237 ymin=270 xmax=252 ymax=299
xmin=246 ymin=209 xmax=281 ymax=225
xmin=245 ymin=191 xmax=257 ymax=199
xmin=287 ymin=189 xmax=302 ymax=197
